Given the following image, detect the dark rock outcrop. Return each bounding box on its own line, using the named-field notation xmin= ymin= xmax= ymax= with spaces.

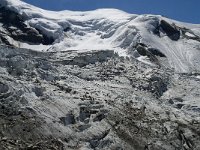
xmin=159 ymin=20 xmax=180 ymax=41
xmin=135 ymin=43 xmax=165 ymax=66
xmin=136 ymin=43 xmax=148 ymax=56
xmin=0 ymin=7 xmax=54 ymax=45
xmin=148 ymin=48 xmax=166 ymax=57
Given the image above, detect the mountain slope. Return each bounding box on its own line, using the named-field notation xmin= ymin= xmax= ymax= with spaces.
xmin=1 ymin=0 xmax=200 ymax=73
xmin=1 ymin=45 xmax=200 ymax=150
xmin=0 ymin=0 xmax=200 ymax=150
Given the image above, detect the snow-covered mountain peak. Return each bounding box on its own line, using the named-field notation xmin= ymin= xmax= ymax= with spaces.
xmin=0 ymin=0 xmax=200 ymax=73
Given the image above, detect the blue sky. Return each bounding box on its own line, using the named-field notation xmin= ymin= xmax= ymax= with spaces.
xmin=23 ymin=0 xmax=200 ymax=24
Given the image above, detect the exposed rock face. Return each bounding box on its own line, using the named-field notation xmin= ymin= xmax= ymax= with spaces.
xmin=0 ymin=45 xmax=200 ymax=150
xmin=148 ymin=48 xmax=166 ymax=57
xmin=135 ymin=43 xmax=166 ymax=66
xmin=136 ymin=44 xmax=148 ymax=56
xmin=0 ymin=7 xmax=54 ymax=45
xmin=159 ymin=20 xmax=181 ymax=41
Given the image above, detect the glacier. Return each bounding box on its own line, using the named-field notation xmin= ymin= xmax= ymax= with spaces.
xmin=0 ymin=0 xmax=200 ymax=149
xmin=0 ymin=0 xmax=200 ymax=73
